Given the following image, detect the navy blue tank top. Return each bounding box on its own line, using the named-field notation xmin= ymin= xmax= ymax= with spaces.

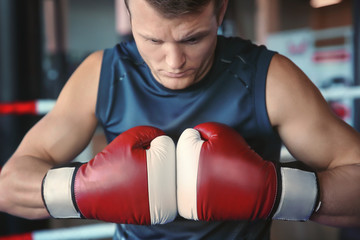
xmin=96 ymin=36 xmax=281 ymax=240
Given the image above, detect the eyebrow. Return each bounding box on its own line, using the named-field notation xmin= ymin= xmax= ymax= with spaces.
xmin=180 ymin=30 xmax=211 ymax=42
xmin=138 ymin=30 xmax=211 ymax=43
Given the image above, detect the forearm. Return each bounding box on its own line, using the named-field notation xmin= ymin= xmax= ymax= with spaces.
xmin=0 ymin=155 xmax=52 ymax=219
xmin=311 ymin=164 xmax=360 ymax=227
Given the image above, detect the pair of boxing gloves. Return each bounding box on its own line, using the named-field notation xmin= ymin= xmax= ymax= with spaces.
xmin=42 ymin=122 xmax=320 ymax=225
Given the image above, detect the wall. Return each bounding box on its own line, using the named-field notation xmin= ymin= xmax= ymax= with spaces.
xmin=67 ymin=0 xmax=118 ymax=58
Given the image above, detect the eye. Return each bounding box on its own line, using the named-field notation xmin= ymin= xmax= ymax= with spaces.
xmin=183 ymin=34 xmax=207 ymax=45
xmin=185 ymin=37 xmax=198 ymax=44
xmin=149 ymin=38 xmax=163 ymax=44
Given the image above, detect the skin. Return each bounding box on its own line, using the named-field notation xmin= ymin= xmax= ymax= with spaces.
xmin=129 ymin=0 xmax=226 ymax=90
xmin=267 ymin=54 xmax=360 ymax=226
xmin=0 ymin=0 xmax=360 ymax=228
xmin=0 ymin=51 xmax=102 ymax=219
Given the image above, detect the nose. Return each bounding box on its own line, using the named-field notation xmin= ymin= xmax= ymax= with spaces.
xmin=165 ymin=44 xmax=186 ymax=70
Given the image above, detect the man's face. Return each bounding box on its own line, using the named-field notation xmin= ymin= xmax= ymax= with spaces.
xmin=128 ymin=0 xmax=224 ymax=90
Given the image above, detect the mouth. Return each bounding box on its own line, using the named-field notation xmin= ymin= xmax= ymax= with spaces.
xmin=160 ymin=70 xmax=192 ymax=78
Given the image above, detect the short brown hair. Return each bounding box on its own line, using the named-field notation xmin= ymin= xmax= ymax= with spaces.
xmin=124 ymin=0 xmax=224 ymax=19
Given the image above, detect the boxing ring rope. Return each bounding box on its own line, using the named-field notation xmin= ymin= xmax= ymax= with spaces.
xmin=0 ymin=99 xmax=55 ymax=115
xmin=1 ymin=86 xmax=360 ymax=239
xmin=321 ymin=85 xmax=360 ymax=100
xmin=1 ymin=86 xmax=360 ymax=116
xmin=0 ymin=223 xmax=116 ymax=240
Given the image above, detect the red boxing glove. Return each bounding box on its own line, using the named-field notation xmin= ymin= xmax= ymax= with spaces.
xmin=177 ymin=122 xmax=319 ymax=221
xmin=42 ymin=126 xmax=177 ymax=225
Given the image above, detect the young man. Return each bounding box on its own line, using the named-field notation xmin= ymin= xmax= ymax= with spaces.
xmin=1 ymin=0 xmax=360 ymax=239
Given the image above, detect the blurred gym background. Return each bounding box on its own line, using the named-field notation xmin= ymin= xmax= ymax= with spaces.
xmin=0 ymin=0 xmax=359 ymax=239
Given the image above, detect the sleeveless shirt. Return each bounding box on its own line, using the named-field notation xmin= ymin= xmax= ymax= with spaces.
xmin=96 ymin=36 xmax=282 ymax=240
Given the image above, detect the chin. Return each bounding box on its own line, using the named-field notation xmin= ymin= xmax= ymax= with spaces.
xmin=162 ymin=84 xmax=187 ymax=90
xmin=160 ymin=78 xmax=195 ymax=91
xmin=166 ymin=81 xmax=196 ymax=90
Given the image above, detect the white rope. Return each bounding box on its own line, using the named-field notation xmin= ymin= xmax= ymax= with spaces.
xmin=35 ymin=99 xmax=56 ymax=115
xmin=320 ymin=86 xmax=360 ymax=100
xmin=32 ymin=223 xmax=116 ymax=240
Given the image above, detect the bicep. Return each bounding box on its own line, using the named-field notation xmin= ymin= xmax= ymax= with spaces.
xmin=266 ymin=54 xmax=360 ymax=170
xmin=12 ymin=51 xmax=103 ymax=166
xmin=15 ymin=108 xmax=97 ymax=165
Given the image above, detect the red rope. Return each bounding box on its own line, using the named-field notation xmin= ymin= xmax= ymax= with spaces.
xmin=0 ymin=102 xmax=36 ymax=115
xmin=0 ymin=233 xmax=32 ymax=240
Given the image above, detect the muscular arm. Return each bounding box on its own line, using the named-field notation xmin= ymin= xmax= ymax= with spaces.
xmin=0 ymin=51 xmax=103 ymax=219
xmin=267 ymin=54 xmax=360 ymax=227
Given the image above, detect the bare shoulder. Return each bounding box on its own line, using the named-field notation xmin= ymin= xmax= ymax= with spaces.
xmin=56 ymin=50 xmax=104 ymax=113
xmin=266 ymin=53 xmax=327 ymax=128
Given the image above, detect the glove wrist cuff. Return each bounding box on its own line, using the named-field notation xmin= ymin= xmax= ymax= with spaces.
xmin=42 ymin=163 xmax=82 ymax=218
xmin=272 ymin=167 xmax=319 ymax=221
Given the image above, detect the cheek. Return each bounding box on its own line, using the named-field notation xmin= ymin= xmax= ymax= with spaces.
xmin=187 ymin=41 xmax=216 ymax=64
xmin=137 ymin=43 xmax=163 ymax=67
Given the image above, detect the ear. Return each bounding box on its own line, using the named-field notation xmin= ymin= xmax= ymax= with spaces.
xmin=217 ymin=0 xmax=229 ymax=26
